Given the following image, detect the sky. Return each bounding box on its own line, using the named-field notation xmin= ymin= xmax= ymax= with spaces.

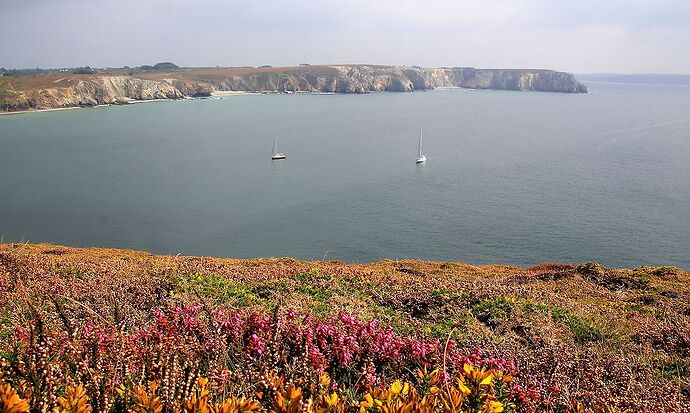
xmin=1 ymin=0 xmax=690 ymax=73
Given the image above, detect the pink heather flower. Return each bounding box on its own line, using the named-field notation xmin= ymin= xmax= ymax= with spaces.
xmin=81 ymin=324 xmax=94 ymax=338
xmin=153 ymin=308 xmax=166 ymax=320
xmin=549 ymin=383 xmax=561 ymax=395
xmin=97 ymin=331 xmax=113 ymax=348
xmin=308 ymin=346 xmax=326 ymax=370
xmin=437 ymin=369 xmax=451 ymax=384
xmin=247 ymin=333 xmax=265 ymax=355
xmin=9 ymin=302 xmax=532 ymax=409
xmin=338 ymin=312 xmax=358 ymax=326
xmin=14 ymin=326 xmax=30 ymax=342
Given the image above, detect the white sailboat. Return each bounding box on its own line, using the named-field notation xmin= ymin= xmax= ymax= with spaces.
xmin=416 ymin=130 xmax=426 ymax=163
xmin=271 ymin=138 xmax=286 ymax=160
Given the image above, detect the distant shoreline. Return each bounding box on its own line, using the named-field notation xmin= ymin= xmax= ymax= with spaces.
xmin=0 ymin=88 xmax=486 ymax=117
xmin=0 ymin=91 xmax=345 ymax=116
xmin=0 ymin=106 xmax=82 ymax=116
xmin=578 ymin=73 xmax=690 ymax=86
xmin=0 ymin=64 xmax=587 ymax=114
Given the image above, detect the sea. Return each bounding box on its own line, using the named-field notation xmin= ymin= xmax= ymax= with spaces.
xmin=1 ymin=81 xmax=689 ymax=268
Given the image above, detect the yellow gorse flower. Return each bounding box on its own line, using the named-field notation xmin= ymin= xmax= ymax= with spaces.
xmin=55 ymin=384 xmax=92 ymax=413
xmin=0 ymin=362 xmax=519 ymax=413
xmin=480 ymin=374 xmax=494 ymax=386
xmin=209 ymin=397 xmax=261 ymax=413
xmin=360 ymin=394 xmax=374 ymax=409
xmin=485 ymin=400 xmax=504 ymax=413
xmin=456 ymin=380 xmax=471 ymax=396
xmin=319 ymin=373 xmax=331 ymax=387
xmin=0 ymin=384 xmax=30 ymax=413
xmin=132 ymin=381 xmax=163 ymax=413
xmin=463 ymin=364 xmax=495 ymax=386
xmin=324 ymin=392 xmax=338 ymax=407
xmin=389 ymin=380 xmax=409 ymax=396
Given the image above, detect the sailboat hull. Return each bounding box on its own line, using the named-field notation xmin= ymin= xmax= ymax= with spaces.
xmin=416 ymin=156 xmax=426 ymax=163
xmin=271 ymin=153 xmax=286 ymax=160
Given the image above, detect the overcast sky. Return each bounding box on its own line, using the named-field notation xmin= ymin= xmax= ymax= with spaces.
xmin=1 ymin=0 xmax=690 ymax=73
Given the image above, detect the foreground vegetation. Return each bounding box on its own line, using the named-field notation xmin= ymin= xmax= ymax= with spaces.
xmin=0 ymin=244 xmax=688 ymax=412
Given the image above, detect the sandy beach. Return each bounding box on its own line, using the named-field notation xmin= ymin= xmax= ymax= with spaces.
xmin=210 ymin=90 xmax=251 ymax=96
xmin=0 ymin=106 xmax=82 ymax=116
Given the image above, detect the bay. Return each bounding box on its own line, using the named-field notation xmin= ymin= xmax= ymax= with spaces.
xmin=1 ymin=82 xmax=688 ymax=268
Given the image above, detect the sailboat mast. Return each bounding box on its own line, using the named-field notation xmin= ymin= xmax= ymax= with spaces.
xmin=418 ymin=130 xmax=423 ymax=156
xmin=273 ymin=139 xmax=278 ymax=155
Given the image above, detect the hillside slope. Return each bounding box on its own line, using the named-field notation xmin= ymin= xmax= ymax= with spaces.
xmin=0 ymin=243 xmax=687 ymax=411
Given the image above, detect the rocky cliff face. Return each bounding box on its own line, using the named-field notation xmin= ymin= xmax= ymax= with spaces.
xmin=448 ymin=68 xmax=588 ymax=93
xmin=207 ymin=66 xmax=587 ymax=94
xmin=0 ymin=66 xmax=587 ymax=112
xmin=1 ymin=77 xmax=184 ymax=111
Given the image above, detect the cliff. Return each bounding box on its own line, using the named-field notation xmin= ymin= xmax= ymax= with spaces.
xmin=175 ymin=65 xmax=587 ymax=94
xmin=0 ymin=76 xmax=196 ymax=112
xmin=0 ymin=65 xmax=587 ymax=112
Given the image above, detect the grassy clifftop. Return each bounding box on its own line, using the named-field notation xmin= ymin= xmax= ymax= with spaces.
xmin=0 ymin=243 xmax=687 ymax=411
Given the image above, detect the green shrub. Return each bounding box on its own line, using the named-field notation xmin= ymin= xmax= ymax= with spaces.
xmin=523 ymin=300 xmax=549 ymax=314
xmin=176 ymin=273 xmax=256 ymax=306
xmin=293 ymin=284 xmax=332 ymax=300
xmin=431 ymin=288 xmax=469 ymax=302
xmin=472 ymin=296 xmax=516 ymax=326
xmin=551 ymin=306 xmax=611 ymax=343
xmin=575 ymin=261 xmax=604 ymax=277
xmin=652 ymin=266 xmax=680 ymax=276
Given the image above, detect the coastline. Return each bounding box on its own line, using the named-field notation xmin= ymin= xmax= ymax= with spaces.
xmin=0 ymin=81 xmax=587 ymax=116
xmin=0 ymin=98 xmax=177 ymax=116
xmin=0 ymin=65 xmax=588 ymax=115
xmin=0 ymin=105 xmax=83 ymax=116
xmin=210 ymin=90 xmax=251 ymax=96
xmin=0 ymin=88 xmax=432 ymax=116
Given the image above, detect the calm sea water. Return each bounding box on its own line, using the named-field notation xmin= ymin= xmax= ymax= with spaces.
xmin=1 ymin=82 xmax=689 ymax=268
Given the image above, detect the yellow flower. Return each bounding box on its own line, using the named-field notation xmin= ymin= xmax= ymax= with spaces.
xmin=492 ymin=370 xmax=512 ymax=383
xmin=55 ymin=384 xmax=92 ymax=413
xmin=457 ymin=380 xmax=471 ymax=396
xmin=319 ymin=373 xmax=331 ymax=387
xmin=324 ymin=392 xmax=339 ymax=407
xmin=485 ymin=400 xmax=504 ymax=413
xmin=209 ymin=397 xmax=261 ymax=413
xmin=390 ymin=380 xmax=403 ymax=395
xmin=0 ymin=384 xmax=30 ymax=413
xmin=360 ymin=394 xmax=374 ymax=409
xmin=287 ymin=385 xmax=302 ymax=402
xmin=132 ymin=382 xmax=163 ymax=413
xmin=480 ymin=374 xmax=494 ymax=386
